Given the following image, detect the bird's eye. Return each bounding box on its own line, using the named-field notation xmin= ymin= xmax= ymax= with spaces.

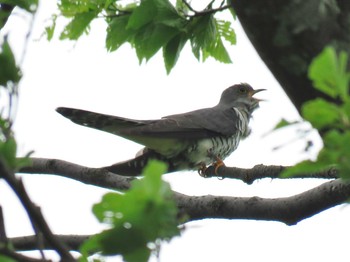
xmin=239 ymin=87 xmax=247 ymax=93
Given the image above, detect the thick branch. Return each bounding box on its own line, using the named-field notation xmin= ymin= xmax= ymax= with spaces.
xmin=176 ymin=178 xmax=350 ymax=225
xmin=15 ymin=158 xmax=350 ymax=225
xmin=6 ymin=178 xmax=350 ymax=256
xmin=16 ymin=158 xmax=350 ymax=225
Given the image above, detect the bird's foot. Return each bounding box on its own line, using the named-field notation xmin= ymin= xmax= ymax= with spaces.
xmin=198 ymin=162 xmax=208 ymax=177
xmin=213 ymin=158 xmax=225 ymax=176
xmin=207 ymin=149 xmax=225 ymax=175
xmin=198 ymin=157 xmax=225 ymax=177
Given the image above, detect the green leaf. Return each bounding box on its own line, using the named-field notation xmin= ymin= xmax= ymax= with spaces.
xmin=281 ymin=160 xmax=327 ymax=178
xmin=302 ymin=98 xmax=340 ymax=129
xmin=127 ymin=0 xmax=157 ymax=30
xmin=308 ymin=46 xmax=350 ymax=100
xmin=321 ymin=130 xmax=350 ymax=178
xmin=189 ymin=15 xmax=233 ymax=63
xmin=0 ymin=40 xmax=21 ymax=86
xmin=60 ymin=11 xmax=97 ymax=40
xmin=127 ymin=0 xmax=183 ymax=30
xmin=217 ymin=20 xmax=236 ymax=45
xmin=0 ymin=136 xmax=17 ymax=170
xmin=153 ymin=0 xmax=184 ymax=28
xmin=81 ymin=160 xmax=179 ymax=261
xmin=106 ymin=15 xmax=133 ymax=52
xmin=134 ymin=24 xmax=178 ymax=62
xmin=58 ymin=0 xmax=100 ymax=15
xmin=163 ymin=33 xmax=187 ymax=74
xmin=203 ymin=36 xmax=231 ymax=63
xmin=45 ymin=15 xmax=57 ymax=41
xmin=190 ymin=14 xmax=217 ymax=61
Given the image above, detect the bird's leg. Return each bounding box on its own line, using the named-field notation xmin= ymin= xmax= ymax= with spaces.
xmin=213 ymin=158 xmax=225 ymax=175
xmin=207 ymin=149 xmax=225 ymax=176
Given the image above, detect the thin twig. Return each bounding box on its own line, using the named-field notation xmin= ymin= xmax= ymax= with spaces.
xmin=181 ymin=0 xmax=231 ymax=17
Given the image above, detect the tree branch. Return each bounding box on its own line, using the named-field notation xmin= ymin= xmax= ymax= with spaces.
xmin=175 ymin=178 xmax=350 ymax=225
xmin=16 ymin=157 xmax=350 ymax=225
xmin=182 ymin=0 xmax=231 ymax=17
xmin=19 ymin=158 xmax=337 ymax=187
xmin=6 ymin=178 xmax=350 ymax=255
xmin=19 ymin=158 xmax=133 ymax=191
xmin=0 ymin=160 xmax=75 ymax=261
xmin=10 ymin=235 xmax=90 ymax=252
xmin=16 ymin=158 xmax=350 ymax=225
xmin=202 ymin=164 xmax=338 ymax=184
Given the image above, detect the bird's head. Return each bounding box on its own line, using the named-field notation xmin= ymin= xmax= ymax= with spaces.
xmin=219 ymin=83 xmax=265 ymax=113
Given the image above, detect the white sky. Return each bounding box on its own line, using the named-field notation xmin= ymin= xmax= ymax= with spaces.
xmin=1 ymin=1 xmax=350 ymax=261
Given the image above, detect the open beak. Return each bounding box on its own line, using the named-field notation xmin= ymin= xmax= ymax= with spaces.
xmin=250 ymin=89 xmax=266 ymax=102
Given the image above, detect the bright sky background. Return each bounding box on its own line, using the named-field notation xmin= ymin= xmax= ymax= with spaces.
xmin=1 ymin=1 xmax=350 ymax=262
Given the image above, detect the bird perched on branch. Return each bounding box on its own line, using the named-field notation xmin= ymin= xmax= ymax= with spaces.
xmin=56 ymin=83 xmax=264 ymax=176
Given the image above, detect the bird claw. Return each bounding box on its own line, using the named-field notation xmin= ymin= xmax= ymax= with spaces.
xmin=213 ymin=158 xmax=225 ymax=176
xmin=198 ymin=163 xmax=208 ymax=177
xmin=197 ymin=158 xmax=225 ymax=177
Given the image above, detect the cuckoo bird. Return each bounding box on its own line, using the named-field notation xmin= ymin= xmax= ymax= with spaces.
xmin=56 ymin=83 xmax=264 ymax=176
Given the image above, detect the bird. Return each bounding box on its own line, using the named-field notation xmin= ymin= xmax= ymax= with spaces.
xmin=56 ymin=83 xmax=264 ymax=176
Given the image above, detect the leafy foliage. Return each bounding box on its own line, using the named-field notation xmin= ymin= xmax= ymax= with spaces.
xmin=0 ymin=39 xmax=31 ymax=171
xmin=282 ymin=47 xmax=350 ymax=178
xmin=49 ymin=0 xmax=236 ymax=73
xmin=80 ymin=160 xmax=180 ymax=262
xmin=0 ymin=39 xmax=21 ymax=86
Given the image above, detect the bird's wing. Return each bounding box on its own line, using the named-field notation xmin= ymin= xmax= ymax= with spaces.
xmin=127 ymin=106 xmax=244 ymax=139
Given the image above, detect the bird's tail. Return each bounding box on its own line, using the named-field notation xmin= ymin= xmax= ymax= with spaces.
xmin=105 ymin=150 xmax=175 ymax=176
xmin=56 ymin=107 xmax=151 ymax=134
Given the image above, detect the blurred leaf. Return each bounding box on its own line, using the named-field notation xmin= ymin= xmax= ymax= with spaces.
xmin=58 ymin=0 xmax=96 ymax=15
xmin=272 ymin=118 xmax=299 ymax=130
xmin=0 ymin=254 xmax=16 ymax=262
xmin=308 ymin=46 xmax=350 ymax=100
xmin=60 ymin=10 xmax=98 ymax=40
xmin=0 ymin=40 xmax=21 ymax=86
xmin=45 ymin=15 xmax=57 ymax=41
xmin=81 ymin=160 xmax=179 ymax=261
xmin=320 ymin=130 xmax=350 ymax=178
xmin=302 ymin=98 xmax=340 ymax=129
xmin=1 ymin=0 xmax=38 ymax=13
xmin=0 ymin=136 xmax=17 ymax=170
xmin=281 ymin=160 xmax=327 ymax=178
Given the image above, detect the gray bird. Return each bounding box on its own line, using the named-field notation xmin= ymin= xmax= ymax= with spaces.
xmin=56 ymin=83 xmax=264 ymax=176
